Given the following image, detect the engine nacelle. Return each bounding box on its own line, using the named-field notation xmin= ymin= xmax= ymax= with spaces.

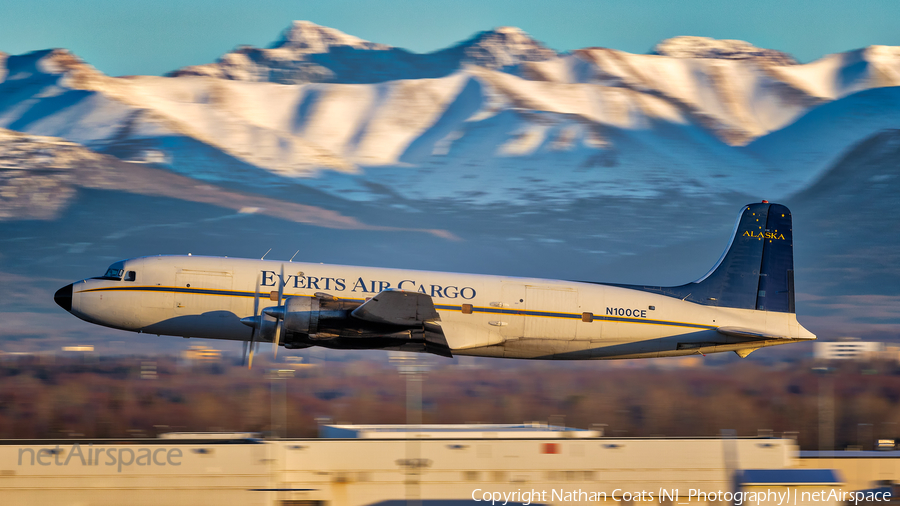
xmin=279 ymin=295 xmax=363 ymax=339
xmin=282 ymin=296 xmax=320 ymax=336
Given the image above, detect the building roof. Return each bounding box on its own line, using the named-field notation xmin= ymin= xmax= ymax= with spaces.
xmin=740 ymin=469 xmax=842 ymax=485
xmin=320 ymin=423 xmax=600 ymax=439
xmin=800 ymin=450 xmax=900 ymax=459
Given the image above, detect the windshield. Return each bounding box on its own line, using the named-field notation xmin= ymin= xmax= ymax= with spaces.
xmin=104 ymin=268 xmax=124 ymax=279
xmin=92 ymin=261 xmax=125 ymax=281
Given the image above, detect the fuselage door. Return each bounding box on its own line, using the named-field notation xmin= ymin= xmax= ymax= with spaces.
xmin=524 ymin=286 xmax=578 ymax=340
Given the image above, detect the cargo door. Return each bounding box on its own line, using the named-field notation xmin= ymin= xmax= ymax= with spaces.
xmin=524 ymin=286 xmax=578 ymax=340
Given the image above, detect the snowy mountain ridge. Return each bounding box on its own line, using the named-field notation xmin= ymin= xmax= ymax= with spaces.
xmin=272 ymin=20 xmax=389 ymax=52
xmin=652 ymin=36 xmax=798 ymax=65
xmin=1 ymin=22 xmax=899 ymax=204
xmin=168 ymin=21 xmax=556 ymax=84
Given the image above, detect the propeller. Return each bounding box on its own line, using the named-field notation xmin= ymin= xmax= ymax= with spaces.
xmin=240 ymin=273 xmax=262 ymax=369
xmin=272 ymin=264 xmax=284 ymax=358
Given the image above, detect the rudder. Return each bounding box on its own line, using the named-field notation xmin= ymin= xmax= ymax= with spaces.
xmin=756 ymin=203 xmax=794 ymax=313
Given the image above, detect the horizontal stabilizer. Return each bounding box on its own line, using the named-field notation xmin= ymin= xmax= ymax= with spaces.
xmin=716 ymin=326 xmax=786 ymax=340
xmin=351 ymin=289 xmax=440 ymax=326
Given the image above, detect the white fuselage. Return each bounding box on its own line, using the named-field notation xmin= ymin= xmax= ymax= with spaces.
xmin=67 ymin=255 xmax=814 ymax=360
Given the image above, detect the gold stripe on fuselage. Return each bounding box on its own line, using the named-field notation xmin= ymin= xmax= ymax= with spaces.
xmin=76 ymin=285 xmax=715 ymax=331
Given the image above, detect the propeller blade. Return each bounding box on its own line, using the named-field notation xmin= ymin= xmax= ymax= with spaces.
xmin=273 ymin=264 xmax=285 ymax=358
xmin=248 ymin=334 xmax=256 ymax=369
xmin=248 ymin=273 xmax=261 ymax=370
xmin=273 ymin=319 xmax=282 ymax=358
xmin=241 ymin=340 xmax=249 ymax=366
xmin=277 ymin=264 xmax=284 ymax=303
xmin=253 ymin=274 xmax=260 ymax=319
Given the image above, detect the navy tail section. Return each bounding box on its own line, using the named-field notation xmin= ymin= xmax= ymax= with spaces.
xmin=612 ymin=202 xmax=795 ymax=313
xmin=687 ymin=202 xmax=794 ymax=312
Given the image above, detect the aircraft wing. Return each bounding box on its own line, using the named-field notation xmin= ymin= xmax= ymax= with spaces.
xmin=716 ymin=326 xmax=788 ymax=340
xmin=351 ymin=289 xmax=440 ymax=326
xmin=351 ymin=289 xmax=451 ymax=357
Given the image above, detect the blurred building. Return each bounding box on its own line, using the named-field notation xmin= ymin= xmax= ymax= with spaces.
xmin=798 ymin=450 xmax=900 ymax=496
xmin=61 ymin=345 xmax=94 ymax=352
xmin=284 ymin=356 xmax=318 ymax=370
xmin=814 ymin=340 xmax=887 ymax=360
xmin=3 ymin=424 xmax=894 ymax=506
xmin=181 ymin=345 xmax=222 ymax=362
xmin=739 ymin=469 xmax=844 ymax=506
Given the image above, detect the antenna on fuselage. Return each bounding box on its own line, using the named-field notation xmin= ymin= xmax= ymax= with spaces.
xmin=289 ymin=250 xmax=300 ymax=262
xmin=261 ymin=248 xmax=272 ymax=260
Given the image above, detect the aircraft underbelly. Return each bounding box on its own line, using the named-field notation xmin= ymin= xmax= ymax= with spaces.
xmin=141 ymin=311 xmax=247 ymax=340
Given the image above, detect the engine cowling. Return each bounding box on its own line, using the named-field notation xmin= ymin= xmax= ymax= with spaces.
xmin=282 ymin=296 xmax=320 ymax=337
xmin=277 ymin=295 xmax=365 ymax=339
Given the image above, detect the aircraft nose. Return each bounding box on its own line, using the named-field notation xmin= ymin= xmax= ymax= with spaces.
xmin=54 ymin=284 xmax=73 ymax=312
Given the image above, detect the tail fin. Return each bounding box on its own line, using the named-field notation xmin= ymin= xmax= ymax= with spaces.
xmin=686 ymin=202 xmax=794 ymax=312
xmin=613 ymin=202 xmax=795 ymax=312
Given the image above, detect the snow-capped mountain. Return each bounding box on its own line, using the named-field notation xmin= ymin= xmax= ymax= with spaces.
xmin=1 ymin=22 xmax=899 ymax=206
xmin=168 ymin=21 xmax=556 ymax=84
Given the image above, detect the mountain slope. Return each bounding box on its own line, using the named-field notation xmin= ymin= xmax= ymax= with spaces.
xmin=1 ymin=24 xmax=899 ymax=207
xmin=746 ymin=86 xmax=900 ymax=189
xmin=0 ymin=128 xmax=452 ymax=237
xmin=786 ymin=129 xmax=900 ymax=334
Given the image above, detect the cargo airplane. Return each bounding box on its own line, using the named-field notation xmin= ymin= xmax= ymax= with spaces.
xmin=54 ymin=202 xmax=814 ymax=364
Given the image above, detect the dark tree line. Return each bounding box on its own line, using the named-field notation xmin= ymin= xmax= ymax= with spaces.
xmin=0 ymin=355 xmax=897 ymax=450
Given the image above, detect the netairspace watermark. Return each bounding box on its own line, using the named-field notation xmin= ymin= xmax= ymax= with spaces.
xmin=18 ymin=443 xmax=182 ymax=473
xmin=471 ymin=487 xmax=893 ymax=505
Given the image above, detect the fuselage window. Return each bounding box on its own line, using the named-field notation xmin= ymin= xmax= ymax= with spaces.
xmin=124 ymin=271 xmax=136 ymax=282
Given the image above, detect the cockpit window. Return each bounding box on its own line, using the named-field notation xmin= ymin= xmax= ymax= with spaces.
xmin=92 ymin=262 xmax=126 ymax=281
xmin=105 ymin=268 xmax=124 ymax=279
xmin=124 ymin=271 xmax=136 ymax=282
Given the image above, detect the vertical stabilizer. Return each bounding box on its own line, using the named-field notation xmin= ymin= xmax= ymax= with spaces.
xmin=688 ymin=202 xmax=794 ymax=312
xmin=611 ymin=202 xmax=795 ymax=312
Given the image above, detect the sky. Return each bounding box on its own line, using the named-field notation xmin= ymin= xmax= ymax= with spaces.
xmin=1 ymin=0 xmax=899 ymax=76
